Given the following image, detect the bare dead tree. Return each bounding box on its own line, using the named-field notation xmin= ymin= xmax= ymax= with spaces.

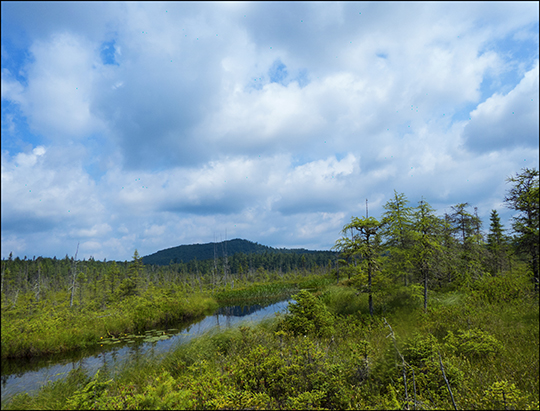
xmin=221 ymin=232 xmax=230 ymax=288
xmin=69 ymin=243 xmax=79 ymax=308
xmin=384 ymin=318 xmax=417 ymax=410
xmin=438 ymin=350 xmax=457 ymax=410
xmin=34 ymin=262 xmax=41 ymax=302
xmin=225 ymin=229 xmax=232 ymax=289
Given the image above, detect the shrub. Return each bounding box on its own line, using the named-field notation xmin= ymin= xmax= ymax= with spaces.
xmin=481 ymin=380 xmax=530 ymax=410
xmin=228 ymin=336 xmax=351 ymax=409
xmin=403 ymin=332 xmax=438 ymax=367
xmin=470 ymin=273 xmax=529 ymax=304
xmin=278 ymin=290 xmax=335 ymax=338
xmin=444 ymin=328 xmax=503 ymax=359
xmin=320 ymin=286 xmax=364 ymax=317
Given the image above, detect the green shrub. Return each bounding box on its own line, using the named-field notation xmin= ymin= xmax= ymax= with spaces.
xmin=228 ymin=336 xmax=352 ymax=409
xmin=65 ymin=370 xmax=113 ymax=410
xmin=402 ymin=332 xmax=438 ymax=367
xmin=320 ymin=286 xmax=365 ymax=317
xmin=481 ymin=380 xmax=530 ymax=410
xmin=444 ymin=328 xmax=503 ymax=359
xmin=471 ymin=273 xmax=529 ymax=304
xmin=278 ymin=290 xmax=335 ymax=338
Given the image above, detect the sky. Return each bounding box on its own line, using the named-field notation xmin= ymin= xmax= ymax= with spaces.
xmin=1 ymin=1 xmax=538 ymax=261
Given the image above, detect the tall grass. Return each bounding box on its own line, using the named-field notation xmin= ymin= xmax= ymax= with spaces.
xmin=1 ymin=288 xmax=217 ymax=359
xmin=3 ymin=270 xmax=538 ymax=410
xmin=214 ymin=273 xmax=334 ymax=303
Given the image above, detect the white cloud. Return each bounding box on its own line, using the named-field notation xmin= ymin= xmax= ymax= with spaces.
xmin=1 ymin=2 xmax=538 ymax=260
xmin=1 ymin=69 xmax=25 ymax=102
xmin=20 ymin=33 xmax=107 ymax=139
xmin=71 ymin=223 xmax=112 ymax=238
xmin=463 ymin=60 xmax=539 ymax=153
xmin=1 ymin=145 xmax=105 ymax=237
xmin=144 ymin=224 xmax=166 ymax=237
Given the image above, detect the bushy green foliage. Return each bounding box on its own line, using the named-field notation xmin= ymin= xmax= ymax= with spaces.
xmin=481 ymin=380 xmax=534 ymax=410
xmin=320 ymin=286 xmax=365 ymax=316
xmin=278 ymin=290 xmax=335 ymax=338
xmin=444 ymin=327 xmax=503 ymax=359
xmin=65 ymin=370 xmax=113 ymax=410
xmin=228 ymin=337 xmax=345 ymax=409
xmin=471 ymin=271 xmax=530 ymax=304
xmin=402 ymin=332 xmax=438 ymax=367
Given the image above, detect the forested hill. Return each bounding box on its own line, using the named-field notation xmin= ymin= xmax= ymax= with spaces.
xmin=142 ymin=238 xmax=335 ymax=266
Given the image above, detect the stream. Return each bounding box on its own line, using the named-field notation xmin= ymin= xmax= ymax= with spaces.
xmin=1 ymin=298 xmax=292 ymax=406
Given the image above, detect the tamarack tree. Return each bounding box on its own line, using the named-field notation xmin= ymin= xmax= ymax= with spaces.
xmin=411 ymin=198 xmax=444 ymax=313
xmin=334 ymin=216 xmax=382 ymax=317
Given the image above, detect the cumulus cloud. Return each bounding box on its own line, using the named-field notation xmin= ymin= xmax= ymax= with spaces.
xmin=1 ymin=2 xmax=538 ymax=260
xmin=463 ymin=61 xmax=539 ymax=153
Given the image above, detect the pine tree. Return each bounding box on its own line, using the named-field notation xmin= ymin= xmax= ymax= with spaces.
xmin=449 ymin=203 xmax=481 ymax=245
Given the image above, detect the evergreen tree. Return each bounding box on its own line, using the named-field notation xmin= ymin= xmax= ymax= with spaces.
xmin=449 ymin=203 xmax=485 ymax=282
xmin=411 ymin=198 xmax=444 ymax=312
xmin=117 ymin=250 xmax=142 ymax=298
xmin=504 ymin=168 xmax=539 ymax=290
xmin=449 ymin=203 xmax=481 ymax=245
xmin=106 ymin=261 xmax=120 ymax=296
xmin=487 ymin=209 xmax=508 ymax=275
xmin=334 ymin=216 xmax=382 ymax=317
xmin=381 ymin=190 xmax=414 ymax=286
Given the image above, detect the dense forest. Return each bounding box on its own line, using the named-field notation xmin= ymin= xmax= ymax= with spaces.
xmin=142 ymin=238 xmax=336 ymax=266
xmin=1 ymin=167 xmax=538 ymax=410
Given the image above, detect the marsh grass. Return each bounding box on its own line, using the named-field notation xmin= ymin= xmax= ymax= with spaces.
xmin=3 ymin=271 xmax=538 ymax=410
xmin=1 ymin=289 xmax=218 ymax=359
xmin=214 ymin=274 xmax=334 ymax=303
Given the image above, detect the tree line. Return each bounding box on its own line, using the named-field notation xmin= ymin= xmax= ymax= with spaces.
xmin=334 ymin=167 xmax=539 ymax=315
xmin=0 ymin=245 xmax=335 ymax=310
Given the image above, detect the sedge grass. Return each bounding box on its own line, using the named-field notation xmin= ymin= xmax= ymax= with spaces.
xmin=3 ymin=274 xmax=538 ymax=410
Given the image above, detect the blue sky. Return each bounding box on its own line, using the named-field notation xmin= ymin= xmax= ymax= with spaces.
xmin=1 ymin=1 xmax=538 ymax=261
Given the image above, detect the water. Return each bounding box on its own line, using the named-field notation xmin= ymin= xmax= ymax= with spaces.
xmin=1 ymin=298 xmax=292 ymax=405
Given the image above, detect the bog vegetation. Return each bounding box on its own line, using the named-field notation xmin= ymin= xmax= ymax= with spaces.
xmin=2 ymin=168 xmax=538 ymax=410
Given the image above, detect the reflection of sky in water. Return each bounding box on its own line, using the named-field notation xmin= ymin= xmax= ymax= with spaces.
xmin=1 ymin=299 xmax=291 ymax=404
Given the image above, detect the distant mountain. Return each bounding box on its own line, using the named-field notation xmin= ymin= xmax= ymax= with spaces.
xmin=142 ymin=238 xmax=334 ymax=266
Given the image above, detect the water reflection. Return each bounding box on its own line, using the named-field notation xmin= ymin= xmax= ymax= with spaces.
xmin=1 ymin=298 xmax=292 ymax=405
